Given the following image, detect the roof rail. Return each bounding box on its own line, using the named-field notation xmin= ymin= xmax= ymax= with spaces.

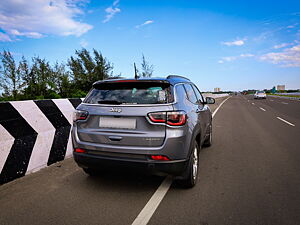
xmin=166 ymin=75 xmax=190 ymax=81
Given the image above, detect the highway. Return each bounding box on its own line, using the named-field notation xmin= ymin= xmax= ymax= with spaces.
xmin=0 ymin=95 xmax=299 ymax=225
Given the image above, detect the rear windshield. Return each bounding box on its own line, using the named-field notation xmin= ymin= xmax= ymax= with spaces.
xmin=84 ymin=81 xmax=173 ymax=105
xmin=257 ymin=91 xmax=265 ymax=94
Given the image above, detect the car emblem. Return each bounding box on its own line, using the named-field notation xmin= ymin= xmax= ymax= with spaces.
xmin=110 ymin=108 xmax=122 ymax=113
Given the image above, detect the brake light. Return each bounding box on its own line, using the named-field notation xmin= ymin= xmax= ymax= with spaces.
xmin=113 ymin=80 xmax=139 ymax=82
xmin=74 ymin=148 xmax=86 ymax=153
xmin=73 ymin=110 xmax=89 ymax=122
xmin=151 ymin=155 xmax=170 ymax=161
xmin=148 ymin=111 xmax=187 ymax=126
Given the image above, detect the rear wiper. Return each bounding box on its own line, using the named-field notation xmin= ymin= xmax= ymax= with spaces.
xmin=98 ymin=100 xmax=123 ymax=105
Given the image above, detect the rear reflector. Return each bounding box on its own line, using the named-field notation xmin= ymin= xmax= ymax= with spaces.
xmin=151 ymin=155 xmax=170 ymax=161
xmin=74 ymin=148 xmax=86 ymax=153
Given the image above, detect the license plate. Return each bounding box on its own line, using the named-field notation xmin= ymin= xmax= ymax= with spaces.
xmin=99 ymin=117 xmax=136 ymax=129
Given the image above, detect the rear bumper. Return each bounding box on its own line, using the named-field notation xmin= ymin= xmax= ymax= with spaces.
xmin=73 ymin=152 xmax=188 ymax=175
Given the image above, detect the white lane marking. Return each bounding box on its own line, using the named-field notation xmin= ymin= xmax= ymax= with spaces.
xmin=259 ymin=107 xmax=266 ymax=111
xmin=252 ymin=103 xmax=255 ymax=105
xmin=131 ymin=97 xmax=231 ymax=225
xmin=132 ymin=176 xmax=172 ymax=225
xmin=276 ymin=117 xmax=295 ymax=127
xmin=281 ymin=102 xmax=288 ymax=104
xmin=270 ymin=99 xmax=274 ymax=102
xmin=212 ymin=97 xmax=231 ymax=118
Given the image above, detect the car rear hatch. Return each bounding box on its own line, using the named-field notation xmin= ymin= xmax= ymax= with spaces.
xmin=76 ymin=80 xmax=174 ymax=148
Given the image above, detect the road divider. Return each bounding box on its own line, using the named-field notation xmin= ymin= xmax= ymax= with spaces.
xmin=0 ymin=98 xmax=82 ymax=184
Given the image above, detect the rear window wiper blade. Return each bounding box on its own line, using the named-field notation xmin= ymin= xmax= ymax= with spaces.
xmin=98 ymin=100 xmax=123 ymax=105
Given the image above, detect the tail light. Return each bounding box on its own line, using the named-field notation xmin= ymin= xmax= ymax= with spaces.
xmin=148 ymin=111 xmax=187 ymax=126
xmin=148 ymin=112 xmax=167 ymax=123
xmin=166 ymin=111 xmax=187 ymax=126
xmin=73 ymin=110 xmax=89 ymax=122
xmin=151 ymin=155 xmax=170 ymax=161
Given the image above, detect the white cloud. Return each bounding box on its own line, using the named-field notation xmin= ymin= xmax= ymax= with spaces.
xmin=223 ymin=56 xmax=237 ymax=62
xmin=0 ymin=32 xmax=12 ymax=42
xmin=10 ymin=29 xmax=43 ymax=39
xmin=218 ymin=53 xmax=254 ymax=63
xmin=113 ymin=0 xmax=120 ymax=6
xmin=222 ymin=39 xmax=245 ymax=46
xmin=273 ymin=43 xmax=293 ymax=49
xmin=260 ymin=45 xmax=300 ymax=67
xmin=103 ymin=1 xmax=121 ymax=23
xmin=240 ymin=53 xmax=254 ymax=58
xmin=135 ymin=20 xmax=154 ymax=29
xmin=80 ymin=39 xmax=88 ymax=47
xmin=0 ymin=0 xmax=93 ymax=41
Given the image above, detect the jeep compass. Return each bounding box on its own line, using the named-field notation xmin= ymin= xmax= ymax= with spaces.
xmin=72 ymin=75 xmax=215 ymax=187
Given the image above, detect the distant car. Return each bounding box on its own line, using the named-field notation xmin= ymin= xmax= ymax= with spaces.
xmin=72 ymin=75 xmax=215 ymax=188
xmin=254 ymin=91 xmax=266 ymax=99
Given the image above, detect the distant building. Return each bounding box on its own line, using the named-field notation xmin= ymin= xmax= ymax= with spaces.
xmin=277 ymin=85 xmax=285 ymax=91
xmin=214 ymin=87 xmax=221 ymax=92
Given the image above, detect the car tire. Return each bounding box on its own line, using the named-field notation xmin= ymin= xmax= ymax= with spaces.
xmin=83 ymin=168 xmax=98 ymax=176
xmin=177 ymin=140 xmax=200 ymax=188
xmin=203 ymin=123 xmax=212 ymax=147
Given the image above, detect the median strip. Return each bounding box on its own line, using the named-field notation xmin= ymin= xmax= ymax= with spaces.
xmin=131 ymin=96 xmax=231 ymax=225
xmin=276 ymin=117 xmax=295 ymax=127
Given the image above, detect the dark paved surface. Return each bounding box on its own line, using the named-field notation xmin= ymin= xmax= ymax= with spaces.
xmin=1 ymin=95 xmax=300 ymax=225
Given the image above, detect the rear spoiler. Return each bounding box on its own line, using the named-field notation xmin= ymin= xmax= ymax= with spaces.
xmin=93 ymin=79 xmax=171 ymax=89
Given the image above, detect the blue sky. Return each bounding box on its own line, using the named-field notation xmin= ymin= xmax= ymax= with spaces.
xmin=0 ymin=0 xmax=300 ymax=91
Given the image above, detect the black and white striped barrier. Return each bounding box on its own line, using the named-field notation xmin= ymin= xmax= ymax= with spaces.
xmin=0 ymin=98 xmax=83 ymax=184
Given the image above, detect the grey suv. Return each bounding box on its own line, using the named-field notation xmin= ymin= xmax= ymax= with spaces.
xmin=72 ymin=75 xmax=215 ymax=187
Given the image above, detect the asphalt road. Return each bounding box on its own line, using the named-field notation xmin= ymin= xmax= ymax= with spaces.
xmin=0 ymin=95 xmax=299 ymax=225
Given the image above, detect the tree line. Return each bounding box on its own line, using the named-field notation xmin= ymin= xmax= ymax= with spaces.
xmin=0 ymin=49 xmax=154 ymax=101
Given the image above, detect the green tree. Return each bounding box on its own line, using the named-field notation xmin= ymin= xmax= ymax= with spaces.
xmin=0 ymin=51 xmax=22 ymax=100
xmin=68 ymin=48 xmax=113 ymax=92
xmin=140 ymin=54 xmax=154 ymax=78
xmin=51 ymin=62 xmax=71 ymax=98
xmin=29 ymin=56 xmax=53 ymax=98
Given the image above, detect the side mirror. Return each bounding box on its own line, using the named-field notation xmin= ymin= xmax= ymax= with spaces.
xmin=205 ymin=97 xmax=215 ymax=104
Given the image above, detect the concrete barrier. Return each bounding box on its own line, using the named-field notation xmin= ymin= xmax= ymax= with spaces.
xmin=0 ymin=98 xmax=82 ymax=184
